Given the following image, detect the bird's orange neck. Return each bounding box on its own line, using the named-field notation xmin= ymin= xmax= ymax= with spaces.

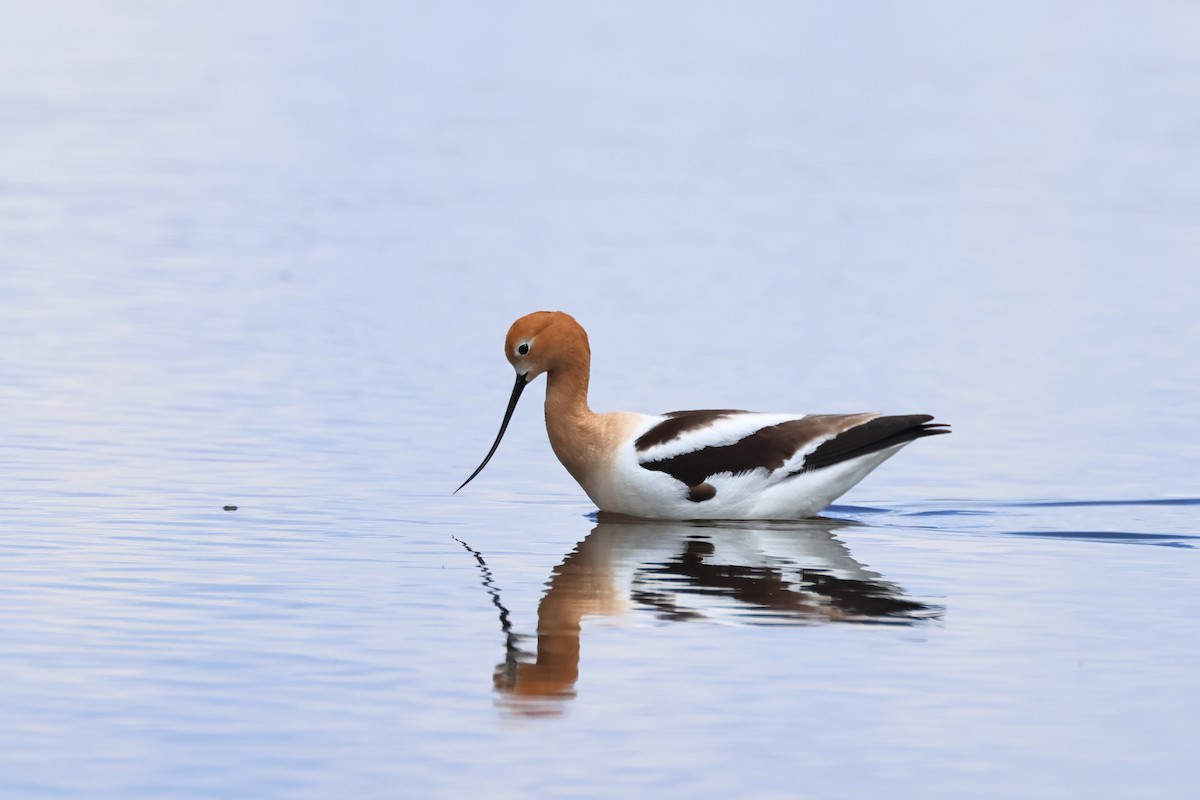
xmin=544 ymin=352 xmax=599 ymax=482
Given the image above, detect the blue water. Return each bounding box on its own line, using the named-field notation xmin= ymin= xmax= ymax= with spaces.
xmin=2 ymin=2 xmax=1198 ymax=798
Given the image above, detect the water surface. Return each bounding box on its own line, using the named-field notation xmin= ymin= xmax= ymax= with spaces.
xmin=1 ymin=2 xmax=1198 ymax=798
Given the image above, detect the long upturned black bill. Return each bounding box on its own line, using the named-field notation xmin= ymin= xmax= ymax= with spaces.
xmin=455 ymin=373 xmax=528 ymax=494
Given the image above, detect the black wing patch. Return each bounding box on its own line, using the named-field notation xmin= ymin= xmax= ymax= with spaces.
xmin=793 ymin=415 xmax=950 ymax=474
xmin=640 ymin=417 xmax=838 ymax=487
xmin=634 ymin=410 xmax=746 ymax=452
xmin=639 ymin=413 xmax=951 ymax=491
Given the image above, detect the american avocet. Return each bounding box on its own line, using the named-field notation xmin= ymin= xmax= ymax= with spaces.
xmin=457 ymin=311 xmax=949 ymax=520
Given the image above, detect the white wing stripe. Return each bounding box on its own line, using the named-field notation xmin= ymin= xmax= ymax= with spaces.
xmin=636 ymin=413 xmax=803 ymax=463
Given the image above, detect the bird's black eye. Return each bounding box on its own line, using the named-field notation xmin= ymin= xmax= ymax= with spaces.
xmin=517 ymin=343 xmax=530 ymax=356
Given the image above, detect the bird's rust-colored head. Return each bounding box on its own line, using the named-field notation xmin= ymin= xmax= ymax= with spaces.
xmin=503 ymin=310 xmax=590 ymax=384
xmin=456 ymin=311 xmax=590 ymax=494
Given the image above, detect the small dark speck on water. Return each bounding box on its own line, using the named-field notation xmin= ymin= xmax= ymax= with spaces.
xmin=223 ymin=505 xmax=238 ymax=511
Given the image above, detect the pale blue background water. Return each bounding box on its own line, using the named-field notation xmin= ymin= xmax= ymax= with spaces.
xmin=1 ymin=2 xmax=1198 ymax=798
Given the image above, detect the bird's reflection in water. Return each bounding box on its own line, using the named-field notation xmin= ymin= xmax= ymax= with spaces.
xmin=478 ymin=515 xmax=941 ymax=716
